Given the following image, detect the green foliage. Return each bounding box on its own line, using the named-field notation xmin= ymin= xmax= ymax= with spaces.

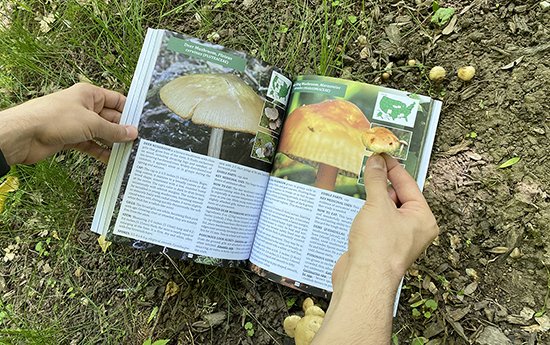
xmin=499 ymin=157 xmax=520 ymax=168
xmin=286 ymin=297 xmax=296 ymax=307
xmin=392 ymin=333 xmax=399 ymax=344
xmin=411 ymin=338 xmax=425 ymax=345
xmin=143 ymin=339 xmax=170 ymax=345
xmin=432 ymin=1 xmax=439 ymax=12
xmin=244 ymin=321 xmax=254 ymax=336
xmin=212 ymin=0 xmax=233 ymax=9
xmin=425 ymin=299 xmax=437 ymax=311
xmin=147 ymin=306 xmax=159 ymax=324
xmin=431 ymin=7 xmax=455 ymax=26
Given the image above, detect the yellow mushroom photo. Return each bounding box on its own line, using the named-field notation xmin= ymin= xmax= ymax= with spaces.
xmin=274 ymin=99 xmax=371 ymax=193
xmin=362 ymin=125 xmax=412 ymax=160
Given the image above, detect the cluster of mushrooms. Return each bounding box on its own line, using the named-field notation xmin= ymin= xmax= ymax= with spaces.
xmin=284 ymin=298 xmax=326 ymax=345
xmin=264 ymin=107 xmax=282 ymax=131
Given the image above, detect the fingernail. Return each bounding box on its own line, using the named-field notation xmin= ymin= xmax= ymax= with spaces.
xmin=125 ymin=125 xmax=138 ymax=140
xmin=367 ymin=154 xmax=386 ymax=170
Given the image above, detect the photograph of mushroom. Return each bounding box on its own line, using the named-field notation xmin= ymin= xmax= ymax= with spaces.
xmin=159 ymin=73 xmax=264 ymax=158
xmin=251 ymin=130 xmax=277 ymax=163
xmin=272 ymin=99 xmax=370 ymax=198
xmin=259 ymin=100 xmax=284 ymax=134
xmin=361 ymin=124 xmax=412 ymax=161
xmin=133 ymin=31 xmax=294 ymax=173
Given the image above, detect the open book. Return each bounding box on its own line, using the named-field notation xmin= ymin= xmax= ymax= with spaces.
xmin=92 ymin=28 xmax=442 ymax=298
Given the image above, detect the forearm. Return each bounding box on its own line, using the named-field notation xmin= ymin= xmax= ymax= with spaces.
xmin=311 ymin=262 xmax=401 ymax=344
xmin=0 ymin=104 xmax=35 ymax=166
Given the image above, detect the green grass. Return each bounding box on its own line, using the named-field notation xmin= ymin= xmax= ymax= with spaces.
xmin=0 ymin=0 xmax=365 ymax=343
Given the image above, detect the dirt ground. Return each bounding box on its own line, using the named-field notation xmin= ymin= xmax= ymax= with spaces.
xmin=3 ymin=0 xmax=550 ymax=344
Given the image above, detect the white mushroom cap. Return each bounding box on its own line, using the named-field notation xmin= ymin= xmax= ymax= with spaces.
xmin=264 ymin=107 xmax=279 ymax=120
xmin=160 ymin=73 xmax=264 ymax=134
xmin=458 ymin=66 xmax=475 ymax=81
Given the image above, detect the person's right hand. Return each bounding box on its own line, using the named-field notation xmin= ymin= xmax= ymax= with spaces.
xmin=336 ymin=153 xmax=439 ymax=286
xmin=312 ymin=153 xmax=438 ymax=345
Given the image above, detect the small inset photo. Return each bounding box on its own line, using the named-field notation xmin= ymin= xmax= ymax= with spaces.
xmin=251 ymin=130 xmax=278 ymax=163
xmin=357 ymin=155 xmax=371 ymax=186
xmin=362 ymin=124 xmax=412 ymax=161
xmin=357 ymin=155 xmax=406 ymax=186
xmin=259 ymin=100 xmax=283 ymax=134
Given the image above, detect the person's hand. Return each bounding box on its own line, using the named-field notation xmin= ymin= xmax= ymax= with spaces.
xmin=312 ymin=153 xmax=438 ymax=344
xmin=335 ymin=153 xmax=439 ymax=287
xmin=0 ymin=83 xmax=138 ymax=166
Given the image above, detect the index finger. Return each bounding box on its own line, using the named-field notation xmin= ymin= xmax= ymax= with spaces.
xmin=383 ymin=154 xmax=427 ymax=206
xmin=93 ymin=86 xmax=126 ymax=114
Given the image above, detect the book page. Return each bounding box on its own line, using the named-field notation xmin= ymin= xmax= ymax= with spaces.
xmin=250 ymin=75 xmax=441 ymax=293
xmin=95 ymin=29 xmax=293 ymax=265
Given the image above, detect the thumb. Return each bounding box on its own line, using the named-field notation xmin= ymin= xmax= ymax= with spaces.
xmin=364 ymin=154 xmax=389 ymax=202
xmin=92 ymin=116 xmax=138 ymax=143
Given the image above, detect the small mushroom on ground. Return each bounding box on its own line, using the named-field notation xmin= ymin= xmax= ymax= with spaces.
xmin=361 ymin=127 xmax=408 ymax=154
xmin=160 ymin=73 xmax=264 ymax=158
xmin=429 ymin=66 xmax=446 ymax=82
xmin=305 ymin=305 xmax=325 ymax=318
xmin=294 ymin=315 xmax=323 ymax=345
xmin=284 ymin=315 xmax=301 ymax=338
xmin=284 ymin=298 xmax=326 ymax=345
xmin=278 ymin=99 xmax=371 ymax=191
xmin=302 ymin=297 xmax=314 ymax=312
xmin=457 ymin=66 xmax=475 ymax=81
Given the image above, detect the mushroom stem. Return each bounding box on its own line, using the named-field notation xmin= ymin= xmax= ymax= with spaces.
xmin=314 ymin=163 xmax=338 ymax=191
xmin=207 ymin=127 xmax=224 ymax=158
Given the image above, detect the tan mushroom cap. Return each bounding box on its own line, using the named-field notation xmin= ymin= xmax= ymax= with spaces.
xmin=159 ymin=73 xmax=264 ymax=134
xmin=294 ymin=315 xmax=324 ymax=345
xmin=302 ymin=297 xmax=314 ymax=312
xmin=361 ymin=127 xmax=400 ymax=153
xmin=284 ymin=315 xmax=302 ymax=338
xmin=305 ymin=305 xmax=325 ymax=318
xmin=278 ymin=100 xmax=371 ymax=178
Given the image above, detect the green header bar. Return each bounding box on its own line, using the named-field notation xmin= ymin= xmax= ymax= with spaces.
xmin=292 ymin=80 xmax=347 ymax=97
xmin=167 ymin=37 xmax=247 ymax=72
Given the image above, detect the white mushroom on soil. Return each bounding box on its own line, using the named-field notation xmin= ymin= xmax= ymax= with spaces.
xmin=294 ymin=315 xmax=323 ymax=345
xmin=458 ymin=66 xmax=475 ymax=82
xmin=278 ymin=100 xmax=371 ymax=191
xmin=362 ymin=127 xmax=408 ymax=154
xmin=284 ymin=298 xmax=326 ymax=345
xmin=429 ymin=66 xmax=446 ymax=82
xmin=284 ymin=315 xmax=301 ymax=338
xmin=160 ymin=73 xmax=264 ymax=158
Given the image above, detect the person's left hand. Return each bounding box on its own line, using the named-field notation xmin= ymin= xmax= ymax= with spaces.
xmin=0 ymin=83 xmax=138 ymax=166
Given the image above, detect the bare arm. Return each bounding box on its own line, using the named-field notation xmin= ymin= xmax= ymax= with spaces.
xmin=0 ymin=83 xmax=138 ymax=166
xmin=312 ymin=153 xmax=439 ymax=344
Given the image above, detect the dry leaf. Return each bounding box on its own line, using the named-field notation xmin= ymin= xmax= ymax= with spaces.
xmin=523 ymin=324 xmax=540 ymax=333
xmin=0 ymin=176 xmax=19 ymax=213
xmin=488 ymin=246 xmax=509 ymax=254
xmin=463 ymin=281 xmax=478 ymax=295
xmin=165 ymin=281 xmax=180 ymax=298
xmin=536 ymin=314 xmax=550 ymax=332
xmin=442 ymin=15 xmax=458 ymax=35
xmin=3 ymin=252 xmax=15 ymax=262
xmin=97 ymin=235 xmax=112 ymax=253
xmin=74 ymin=267 xmax=83 ymax=277
xmin=42 ymin=263 xmax=52 ymax=274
